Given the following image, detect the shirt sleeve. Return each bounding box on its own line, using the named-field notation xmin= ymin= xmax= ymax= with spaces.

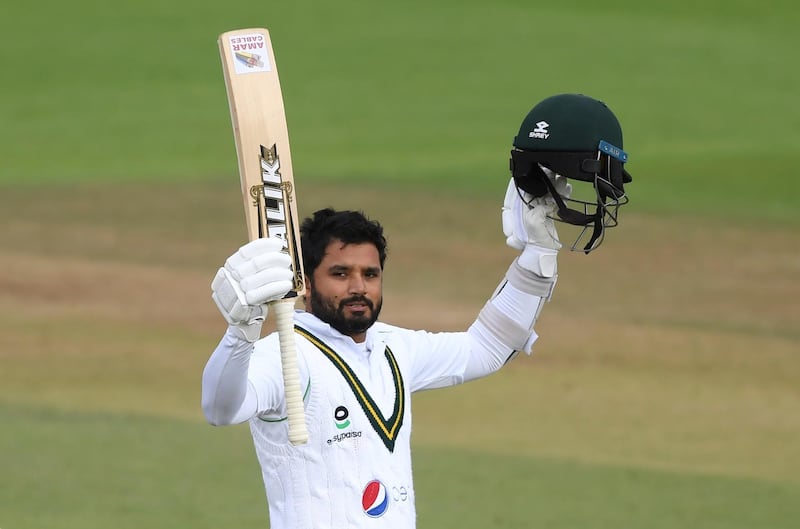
xmin=246 ymin=334 xmax=305 ymax=421
xmin=400 ymin=327 xmax=512 ymax=392
xmin=401 ymin=282 xmax=547 ymax=392
xmin=201 ymin=326 xmax=260 ymax=425
xmin=201 ymin=327 xmax=297 ymax=425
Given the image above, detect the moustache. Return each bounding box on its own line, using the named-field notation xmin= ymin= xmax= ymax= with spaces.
xmin=339 ymin=296 xmax=374 ymax=311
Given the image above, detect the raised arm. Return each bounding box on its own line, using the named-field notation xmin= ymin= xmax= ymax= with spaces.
xmin=201 ymin=238 xmax=293 ymax=425
xmin=464 ymin=172 xmax=570 ymax=380
xmin=410 ymin=173 xmax=570 ymax=390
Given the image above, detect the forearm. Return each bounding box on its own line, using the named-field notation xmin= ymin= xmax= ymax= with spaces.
xmin=463 ymin=258 xmax=555 ymax=381
xmin=201 ymin=326 xmax=259 ymax=425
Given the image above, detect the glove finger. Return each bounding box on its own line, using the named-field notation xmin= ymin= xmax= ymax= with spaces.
xmin=239 ymin=237 xmax=286 ymax=258
xmin=524 ymin=207 xmax=548 ymax=243
xmin=531 ymin=195 xmax=558 ymax=216
xmin=505 ymin=235 xmax=525 ymax=251
xmin=227 ymin=249 xmax=292 ymax=281
xmin=502 ymin=179 xmax=519 ymax=236
xmin=512 ymin=189 xmax=530 ymax=237
xmin=211 ymin=272 xmax=239 ymax=313
xmin=502 ymin=206 xmax=526 ymax=249
xmin=502 ymin=178 xmax=518 ymax=210
xmin=239 ymin=267 xmax=295 ymax=293
xmin=226 ymin=237 xmax=286 ymax=269
xmin=245 ymin=279 xmax=295 ymax=305
xmin=562 ymin=181 xmax=572 ymax=200
xmin=539 ymin=166 xmax=571 ymax=201
xmin=501 ymin=206 xmax=515 ymax=238
xmin=552 ymin=174 xmax=572 ymax=199
xmin=524 ymin=206 xmax=561 ymax=249
xmin=212 ymin=267 xmax=263 ymax=325
xmin=504 ymin=177 xmax=548 ymax=250
xmin=227 ymin=301 xmax=263 ymax=325
xmin=251 ymin=251 xmax=292 ymax=271
xmin=213 ymin=267 xmax=247 ymax=304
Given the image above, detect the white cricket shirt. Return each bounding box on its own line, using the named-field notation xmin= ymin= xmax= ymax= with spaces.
xmin=245 ymin=310 xmax=499 ymax=529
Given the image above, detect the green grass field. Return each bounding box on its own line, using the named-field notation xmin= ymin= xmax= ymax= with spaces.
xmin=2 ymin=1 xmax=799 ymax=528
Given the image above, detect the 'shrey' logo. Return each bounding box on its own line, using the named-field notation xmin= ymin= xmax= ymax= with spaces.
xmin=528 ymin=120 xmax=550 ymax=139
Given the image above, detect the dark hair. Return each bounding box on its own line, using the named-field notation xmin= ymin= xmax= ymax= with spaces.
xmin=300 ymin=208 xmax=387 ymax=275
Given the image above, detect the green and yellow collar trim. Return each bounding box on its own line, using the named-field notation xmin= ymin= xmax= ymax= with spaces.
xmin=295 ymin=326 xmax=405 ymax=452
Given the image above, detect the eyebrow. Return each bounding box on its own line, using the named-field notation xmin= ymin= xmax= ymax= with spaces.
xmin=327 ymin=264 xmax=381 ymax=274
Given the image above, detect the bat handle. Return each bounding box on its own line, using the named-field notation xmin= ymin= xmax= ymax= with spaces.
xmin=272 ymin=297 xmax=309 ymax=445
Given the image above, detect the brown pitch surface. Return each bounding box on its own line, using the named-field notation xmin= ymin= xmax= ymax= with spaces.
xmin=1 ymin=180 xmax=798 ymax=483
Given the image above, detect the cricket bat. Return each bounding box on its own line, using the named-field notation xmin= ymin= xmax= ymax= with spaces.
xmin=218 ymin=27 xmax=308 ymax=445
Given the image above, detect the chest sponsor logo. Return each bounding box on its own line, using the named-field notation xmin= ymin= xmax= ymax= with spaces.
xmin=327 ymin=430 xmax=362 ymax=445
xmin=335 ymin=405 xmax=351 ymax=429
xmin=327 ymin=404 xmax=363 ymax=444
xmin=362 ymin=480 xmax=389 ymax=518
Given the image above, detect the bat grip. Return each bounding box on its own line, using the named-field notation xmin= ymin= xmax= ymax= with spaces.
xmin=272 ymin=297 xmax=309 ymax=445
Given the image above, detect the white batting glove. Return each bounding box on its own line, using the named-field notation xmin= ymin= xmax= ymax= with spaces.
xmin=211 ymin=237 xmax=295 ymax=342
xmin=501 ymin=168 xmax=571 ymax=278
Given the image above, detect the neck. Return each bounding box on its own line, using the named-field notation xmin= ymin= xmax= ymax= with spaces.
xmin=350 ymin=332 xmax=367 ymax=343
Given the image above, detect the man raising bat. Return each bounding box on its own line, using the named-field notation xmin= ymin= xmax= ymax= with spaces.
xmin=201 ymin=93 xmax=633 ymax=528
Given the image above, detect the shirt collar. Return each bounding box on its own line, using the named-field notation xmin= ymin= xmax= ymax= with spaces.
xmin=294 ymin=310 xmax=379 ymax=357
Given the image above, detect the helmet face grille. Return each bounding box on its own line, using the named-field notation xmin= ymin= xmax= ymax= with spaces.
xmin=560 ymin=173 xmax=629 ymax=253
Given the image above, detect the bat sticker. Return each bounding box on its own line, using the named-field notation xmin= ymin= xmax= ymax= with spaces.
xmin=229 ymin=33 xmax=272 ymax=74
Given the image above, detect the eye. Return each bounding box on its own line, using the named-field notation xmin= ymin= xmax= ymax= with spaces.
xmin=328 ymin=268 xmax=349 ymax=278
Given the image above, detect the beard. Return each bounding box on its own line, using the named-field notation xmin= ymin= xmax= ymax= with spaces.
xmin=309 ymin=289 xmax=382 ymax=337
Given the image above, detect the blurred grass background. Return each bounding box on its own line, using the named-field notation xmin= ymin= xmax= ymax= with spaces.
xmin=1 ymin=1 xmax=799 ymax=528
xmin=2 ymin=0 xmax=799 ymax=219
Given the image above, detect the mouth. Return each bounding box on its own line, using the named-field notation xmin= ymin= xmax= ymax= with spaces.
xmin=341 ymin=298 xmax=372 ymax=313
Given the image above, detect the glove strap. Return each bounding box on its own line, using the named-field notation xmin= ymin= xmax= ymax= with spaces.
xmin=518 ymin=244 xmax=558 ymax=277
xmin=506 ymin=259 xmax=557 ymax=301
xmin=229 ymin=322 xmax=262 ymax=343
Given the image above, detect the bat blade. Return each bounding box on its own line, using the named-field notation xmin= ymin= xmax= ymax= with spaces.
xmin=218 ymin=27 xmax=308 ymax=445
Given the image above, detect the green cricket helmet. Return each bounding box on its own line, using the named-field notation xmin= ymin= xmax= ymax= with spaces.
xmin=509 ymin=93 xmax=633 ymax=253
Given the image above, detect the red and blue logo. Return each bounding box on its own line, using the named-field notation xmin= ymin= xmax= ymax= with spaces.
xmin=361 ymin=480 xmax=389 ymax=517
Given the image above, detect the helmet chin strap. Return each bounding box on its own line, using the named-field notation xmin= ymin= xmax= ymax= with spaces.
xmin=539 ymin=171 xmax=604 ymax=254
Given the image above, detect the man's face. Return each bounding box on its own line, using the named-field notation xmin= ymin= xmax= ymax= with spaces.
xmin=305 ymin=240 xmax=383 ymax=342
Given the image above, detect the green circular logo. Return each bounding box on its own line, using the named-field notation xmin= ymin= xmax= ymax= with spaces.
xmin=334 ymin=406 xmax=351 ymax=429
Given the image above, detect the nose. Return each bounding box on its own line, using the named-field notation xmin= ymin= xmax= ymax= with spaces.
xmin=348 ymin=273 xmax=367 ymax=294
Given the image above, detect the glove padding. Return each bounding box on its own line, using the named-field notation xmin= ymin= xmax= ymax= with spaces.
xmin=502 ymin=168 xmax=571 ymax=278
xmin=211 ymin=237 xmax=295 ymax=342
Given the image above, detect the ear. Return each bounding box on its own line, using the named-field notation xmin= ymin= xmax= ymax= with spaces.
xmin=302 ymin=274 xmax=314 ymax=310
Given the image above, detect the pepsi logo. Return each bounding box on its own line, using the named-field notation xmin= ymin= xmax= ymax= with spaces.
xmin=361 ymin=480 xmax=389 ymax=518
